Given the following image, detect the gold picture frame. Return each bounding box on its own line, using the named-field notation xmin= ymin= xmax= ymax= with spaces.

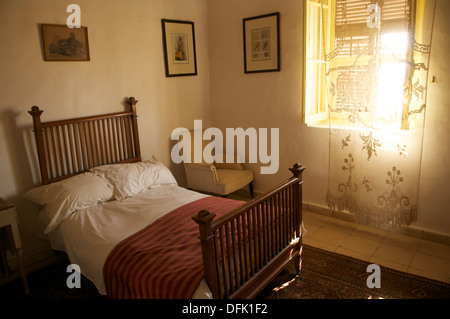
xmin=243 ymin=12 xmax=280 ymax=73
xmin=41 ymin=24 xmax=90 ymax=61
xmin=161 ymin=19 xmax=198 ymax=77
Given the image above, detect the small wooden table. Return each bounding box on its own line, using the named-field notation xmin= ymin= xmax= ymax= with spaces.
xmin=0 ymin=198 xmax=30 ymax=294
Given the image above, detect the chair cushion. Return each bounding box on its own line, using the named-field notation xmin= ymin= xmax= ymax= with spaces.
xmin=215 ymin=169 xmax=253 ymax=195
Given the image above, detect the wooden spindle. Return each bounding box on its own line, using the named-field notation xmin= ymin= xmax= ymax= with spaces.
xmin=218 ymin=227 xmax=227 ymax=298
xmin=80 ymin=122 xmax=88 ymax=170
xmin=119 ymin=117 xmax=125 ymax=161
xmin=88 ymin=122 xmax=93 ymax=168
xmin=241 ymin=214 xmax=249 ymax=283
xmin=235 ymin=215 xmax=244 ymax=286
xmin=61 ymin=125 xmax=70 ymax=175
xmin=100 ymin=119 xmax=107 ymax=164
xmin=68 ymin=124 xmax=77 ymax=174
xmin=48 ymin=126 xmax=59 ymax=178
xmin=73 ymin=123 xmax=83 ymax=172
xmin=45 ymin=127 xmax=53 ymax=179
xmin=252 ymin=207 xmax=259 ymax=270
xmin=55 ymin=126 xmax=64 ymax=176
xmin=90 ymin=120 xmax=100 ymax=167
xmin=262 ymin=201 xmax=268 ymax=265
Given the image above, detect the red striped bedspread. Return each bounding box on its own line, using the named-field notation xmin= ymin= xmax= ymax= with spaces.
xmin=103 ymin=196 xmax=244 ymax=299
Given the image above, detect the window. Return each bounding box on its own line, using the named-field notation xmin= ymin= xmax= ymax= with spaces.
xmin=304 ymin=0 xmax=332 ymax=124
xmin=303 ymin=0 xmax=415 ymax=130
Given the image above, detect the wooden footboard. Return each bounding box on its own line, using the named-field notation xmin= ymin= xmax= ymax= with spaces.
xmin=193 ymin=163 xmax=305 ymax=299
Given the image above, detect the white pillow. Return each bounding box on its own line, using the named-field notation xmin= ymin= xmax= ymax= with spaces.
xmin=90 ymin=162 xmax=157 ymax=200
xmin=146 ymin=156 xmax=178 ymax=188
xmin=23 ymin=173 xmax=114 ymax=234
xmin=91 ymin=156 xmax=177 ymax=200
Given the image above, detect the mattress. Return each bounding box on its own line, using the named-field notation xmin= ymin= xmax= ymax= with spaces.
xmin=43 ymin=184 xmax=212 ymax=298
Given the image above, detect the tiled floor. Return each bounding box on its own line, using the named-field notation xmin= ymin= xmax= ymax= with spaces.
xmin=228 ymin=190 xmax=450 ymax=284
xmin=302 ymin=210 xmax=450 ymax=284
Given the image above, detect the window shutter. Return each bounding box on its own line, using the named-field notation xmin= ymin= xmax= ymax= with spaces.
xmin=336 ymin=0 xmax=410 ymax=28
xmin=335 ymin=0 xmax=411 ymax=57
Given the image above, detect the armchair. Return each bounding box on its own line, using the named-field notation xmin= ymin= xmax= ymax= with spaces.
xmin=182 ymin=130 xmax=254 ymax=197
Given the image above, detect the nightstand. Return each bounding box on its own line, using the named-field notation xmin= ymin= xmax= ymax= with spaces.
xmin=0 ymin=198 xmax=30 ymax=294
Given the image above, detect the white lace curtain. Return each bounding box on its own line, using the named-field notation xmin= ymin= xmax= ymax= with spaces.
xmin=323 ymin=0 xmax=437 ymax=226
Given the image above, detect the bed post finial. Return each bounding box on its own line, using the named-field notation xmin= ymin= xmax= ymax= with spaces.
xmin=28 ymin=106 xmax=43 ymax=126
xmin=289 ymin=163 xmax=305 ymax=179
xmin=126 ymin=97 xmax=139 ymax=115
xmin=192 ymin=210 xmax=216 ymax=226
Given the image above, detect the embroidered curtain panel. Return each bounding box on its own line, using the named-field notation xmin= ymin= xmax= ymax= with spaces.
xmin=319 ymin=0 xmax=437 ymax=226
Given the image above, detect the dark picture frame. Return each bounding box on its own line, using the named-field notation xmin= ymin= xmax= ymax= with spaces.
xmin=41 ymin=24 xmax=90 ymax=61
xmin=161 ymin=19 xmax=198 ymax=77
xmin=243 ymin=12 xmax=280 ymax=73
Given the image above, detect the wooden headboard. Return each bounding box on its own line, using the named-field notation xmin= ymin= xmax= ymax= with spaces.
xmin=29 ymin=97 xmax=141 ymax=185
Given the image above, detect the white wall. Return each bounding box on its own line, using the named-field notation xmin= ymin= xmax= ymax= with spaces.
xmin=415 ymin=0 xmax=450 ymax=237
xmin=207 ymin=0 xmax=329 ymax=203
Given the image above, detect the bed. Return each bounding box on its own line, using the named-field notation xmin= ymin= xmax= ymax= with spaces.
xmin=25 ymin=97 xmax=305 ymax=299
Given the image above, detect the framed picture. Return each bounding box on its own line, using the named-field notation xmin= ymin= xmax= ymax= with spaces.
xmin=41 ymin=24 xmax=90 ymax=61
xmin=243 ymin=12 xmax=280 ymax=73
xmin=161 ymin=19 xmax=197 ymax=77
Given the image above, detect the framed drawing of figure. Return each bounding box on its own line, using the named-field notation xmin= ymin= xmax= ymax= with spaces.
xmin=161 ymin=19 xmax=197 ymax=77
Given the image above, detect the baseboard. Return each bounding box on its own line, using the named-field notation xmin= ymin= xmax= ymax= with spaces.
xmin=302 ymin=202 xmax=450 ymax=246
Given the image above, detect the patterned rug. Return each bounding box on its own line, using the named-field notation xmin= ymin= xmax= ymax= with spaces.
xmin=1 ymin=245 xmax=449 ymax=299
xmin=258 ymin=244 xmax=450 ymax=299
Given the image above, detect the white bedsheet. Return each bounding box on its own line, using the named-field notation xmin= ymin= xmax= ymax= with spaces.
xmin=46 ymin=184 xmax=212 ymax=298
